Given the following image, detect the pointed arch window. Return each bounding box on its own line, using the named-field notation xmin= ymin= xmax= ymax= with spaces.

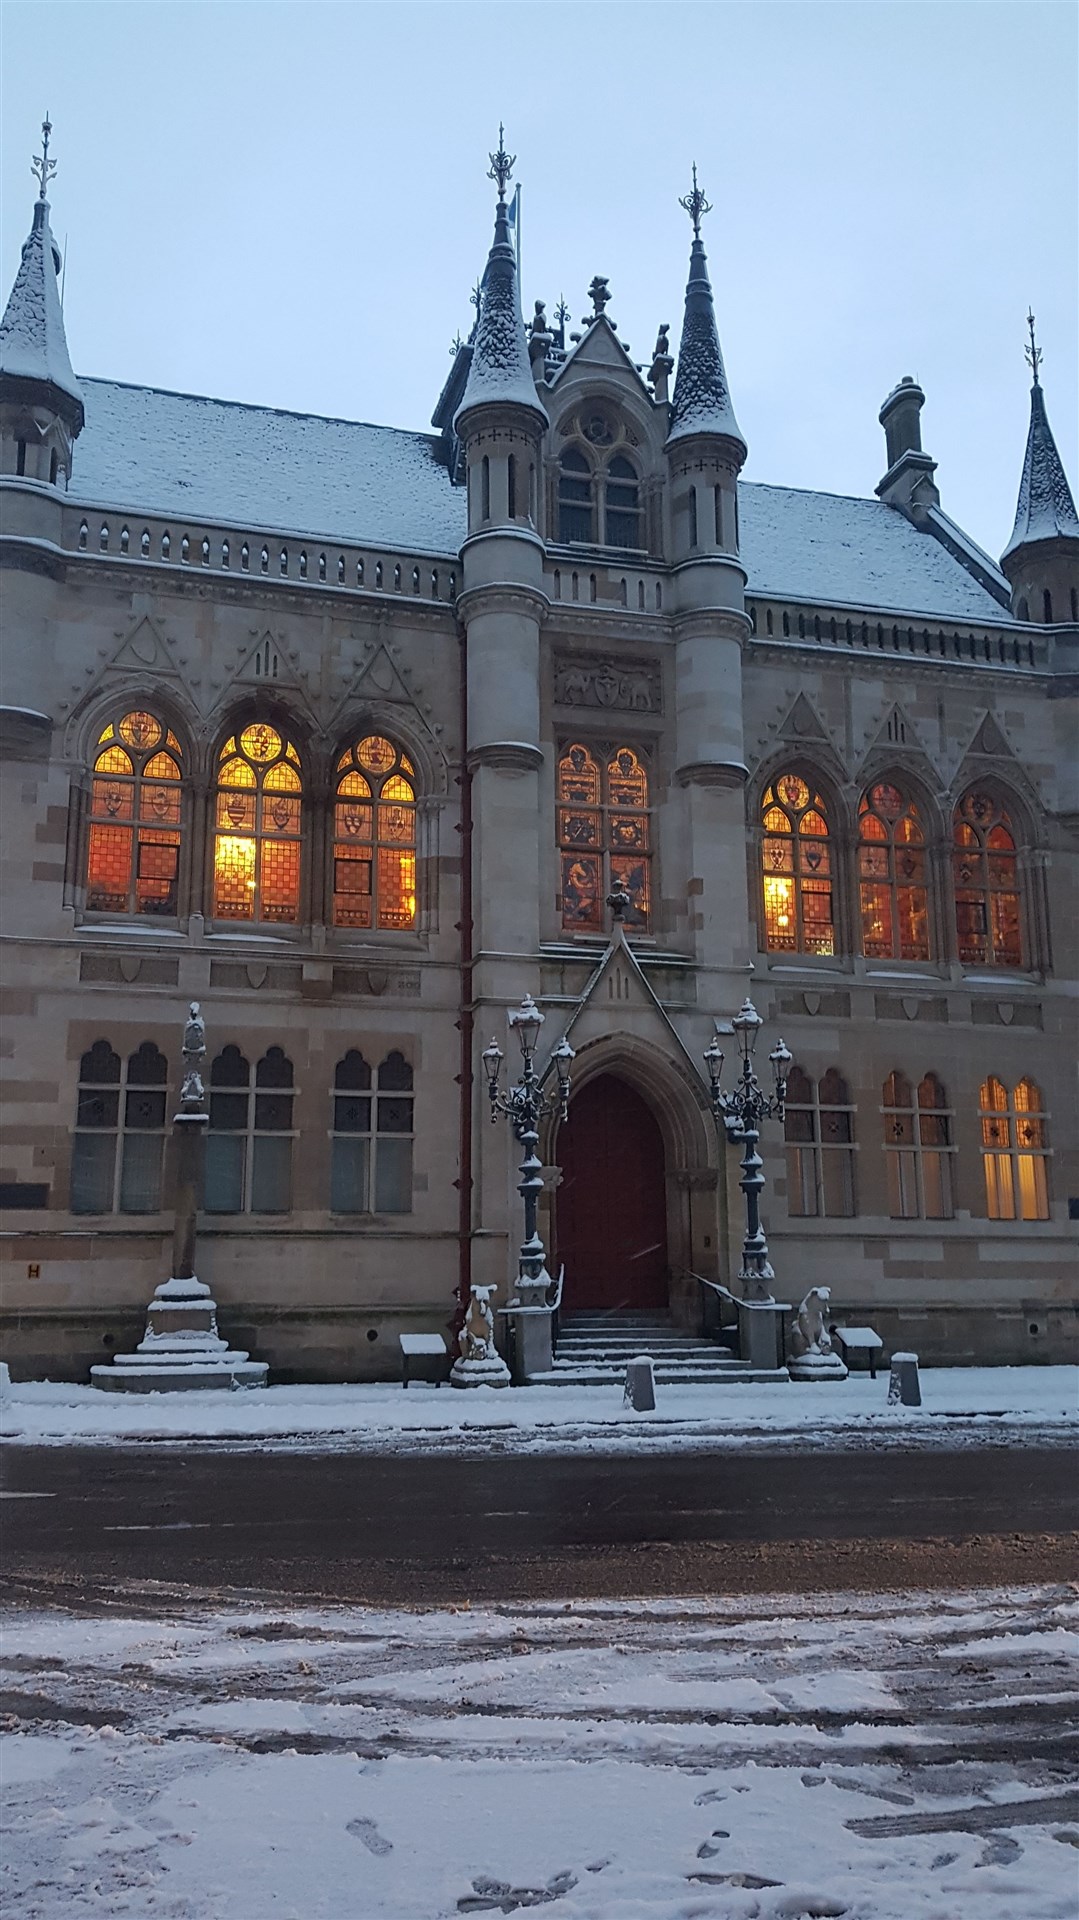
xmin=783 ymin=1066 xmax=856 ymax=1217
xmin=952 ymin=791 xmax=1023 ymax=967
xmin=881 ymin=1071 xmax=954 ymax=1219
xmin=558 ymin=447 xmax=594 ymax=543
xmin=333 ymin=736 xmax=417 ymax=930
xmin=70 ymin=1039 xmax=170 ymax=1214
xmin=858 ymin=783 xmax=930 ymax=960
xmin=558 ymin=743 xmax=652 ymax=931
xmin=979 ymin=1076 xmax=1050 ymax=1220
xmin=330 ymin=1050 xmax=414 ymax=1214
xmin=86 ymin=711 xmax=183 ymax=916
xmin=213 ymin=724 xmax=302 ymax=923
xmin=761 ymin=774 xmax=834 ymax=955
xmin=205 ymin=1045 xmax=295 ymax=1213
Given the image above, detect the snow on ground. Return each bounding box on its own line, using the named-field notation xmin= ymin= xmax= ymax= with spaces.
xmin=0 ymin=1367 xmax=1074 ymax=1455
xmin=2 ymin=1585 xmax=1077 ymax=1918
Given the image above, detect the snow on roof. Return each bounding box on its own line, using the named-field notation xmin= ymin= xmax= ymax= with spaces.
xmin=0 ymin=200 xmax=83 ymax=421
xmin=1001 ymin=381 xmax=1079 ymax=560
xmin=454 ymin=202 xmax=546 ymax=428
xmin=70 ymin=379 xmax=1013 ymax=621
xmin=667 ymin=236 xmax=744 ymax=451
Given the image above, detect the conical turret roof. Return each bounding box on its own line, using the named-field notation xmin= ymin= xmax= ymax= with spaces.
xmin=1001 ymin=378 xmax=1079 ymax=560
xmin=0 ymin=195 xmax=84 ymax=427
xmin=454 ymin=195 xmax=546 ymax=431
xmin=667 ymin=230 xmax=744 ymax=453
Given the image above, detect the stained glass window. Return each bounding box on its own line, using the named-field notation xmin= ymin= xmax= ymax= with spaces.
xmin=783 ymin=1066 xmax=856 ymax=1217
xmin=213 ymin=724 xmax=302 ymax=923
xmin=952 ymin=790 xmax=1023 ymax=968
xmin=86 ymin=711 xmax=183 ymax=916
xmin=70 ymin=1039 xmax=169 ymax=1214
xmin=881 ymin=1071 xmax=954 ymax=1219
xmin=330 ymin=1050 xmax=413 ymax=1213
xmin=858 ymin=783 xmax=930 ymax=960
xmin=204 ymin=1046 xmax=295 ymax=1213
xmin=558 ymin=743 xmax=651 ymax=932
xmin=333 ymin=736 xmax=417 ymax=930
xmin=979 ymin=1076 xmax=1050 ymax=1220
xmin=761 ymin=774 xmax=834 ymax=955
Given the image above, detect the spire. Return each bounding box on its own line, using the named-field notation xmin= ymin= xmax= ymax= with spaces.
xmin=0 ymin=117 xmax=83 ymax=430
xmin=667 ymin=166 xmax=744 ymax=453
xmin=454 ymin=127 xmax=546 ymax=431
xmin=1001 ymin=316 xmax=1079 ymax=561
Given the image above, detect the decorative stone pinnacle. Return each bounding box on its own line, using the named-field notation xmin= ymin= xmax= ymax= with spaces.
xmin=32 ymin=114 xmax=56 ymax=201
xmin=1025 ymin=308 xmax=1042 ymax=387
xmin=487 ymin=122 xmax=515 ymax=203
xmin=678 ymin=162 xmax=712 ymax=238
xmin=587 ymin=275 xmax=611 ymax=318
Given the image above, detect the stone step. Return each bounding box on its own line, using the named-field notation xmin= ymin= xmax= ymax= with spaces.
xmin=555 ymin=1343 xmax=732 ymax=1361
xmin=528 ymin=1364 xmax=789 ymax=1388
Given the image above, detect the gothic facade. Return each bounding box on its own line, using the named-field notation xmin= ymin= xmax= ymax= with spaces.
xmin=1 ymin=132 xmax=1077 ymax=1376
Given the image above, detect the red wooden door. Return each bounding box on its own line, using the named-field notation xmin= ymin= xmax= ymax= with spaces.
xmin=555 ymin=1074 xmax=668 ymax=1311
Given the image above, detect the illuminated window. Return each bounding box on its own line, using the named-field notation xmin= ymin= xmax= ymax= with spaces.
xmin=333 ymin=735 xmax=417 ymax=930
xmin=761 ymin=774 xmax=834 ymax=955
xmin=979 ymin=1076 xmax=1050 ymax=1221
xmin=953 ymin=790 xmax=1023 ymax=968
xmin=330 ymin=1050 xmax=414 ymax=1214
xmin=858 ymin=783 xmax=930 ymax=960
xmin=882 ymin=1071 xmax=954 ymax=1219
xmin=70 ymin=1039 xmax=169 ymax=1214
xmin=558 ymin=742 xmax=652 ymax=932
xmin=204 ymin=1045 xmax=295 ymax=1214
xmin=86 ymin=711 xmax=183 ymax=916
xmin=558 ymin=448 xmax=594 ymax=543
xmin=784 ymin=1066 xmax=856 ymax=1217
xmin=213 ymin=724 xmax=302 ymax=923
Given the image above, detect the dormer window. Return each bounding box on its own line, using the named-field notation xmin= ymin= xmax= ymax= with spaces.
xmin=558 ymin=448 xmax=593 ymax=542
xmin=557 ymin=437 xmax=643 ymax=551
xmin=605 ymin=456 xmax=640 ymax=550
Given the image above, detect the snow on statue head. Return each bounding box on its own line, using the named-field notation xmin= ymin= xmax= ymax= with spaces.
xmin=459 ymin=1284 xmax=498 ymax=1362
xmin=790 ymin=1286 xmax=834 ymax=1359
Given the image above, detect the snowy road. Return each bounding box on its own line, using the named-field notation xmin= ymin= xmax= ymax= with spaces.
xmin=2 ymin=1444 xmax=1077 ymax=1606
xmin=2 ymin=1585 xmax=1077 ymax=1918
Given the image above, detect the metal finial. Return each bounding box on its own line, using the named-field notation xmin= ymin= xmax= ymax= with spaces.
xmin=554 ymin=297 xmax=570 ymax=329
xmin=449 ymin=329 xmax=464 ymax=356
xmin=487 ymin=122 xmax=515 ymax=203
xmin=1025 ymin=308 xmax=1043 ymax=386
xmin=31 ymin=114 xmax=56 ymax=201
xmin=678 ymin=162 xmax=712 ymax=238
xmin=470 ymin=278 xmax=483 ymax=313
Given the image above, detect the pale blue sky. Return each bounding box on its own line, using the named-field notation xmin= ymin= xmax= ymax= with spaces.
xmin=2 ymin=0 xmax=1075 ymax=558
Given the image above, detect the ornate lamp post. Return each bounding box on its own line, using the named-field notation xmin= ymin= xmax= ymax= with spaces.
xmin=478 ymin=995 xmax=574 ymax=1382
xmin=703 ymin=998 xmax=792 ymax=1305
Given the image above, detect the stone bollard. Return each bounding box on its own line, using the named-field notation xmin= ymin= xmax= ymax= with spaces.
xmin=887 ymin=1351 xmax=921 ymax=1407
xmin=623 ymin=1356 xmax=656 ymax=1412
xmin=0 ymin=1361 xmax=10 ymax=1408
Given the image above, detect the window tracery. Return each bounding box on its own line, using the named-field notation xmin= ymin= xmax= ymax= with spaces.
xmin=881 ymin=1071 xmax=954 ymax=1219
xmin=858 ymin=782 xmax=930 ymax=960
xmin=556 ymin=425 xmax=642 ymax=551
xmin=979 ymin=1076 xmax=1050 ymax=1220
xmin=204 ymin=1045 xmax=295 ymax=1213
xmin=213 ymin=723 xmax=302 ymax=923
xmin=70 ymin=1039 xmax=169 ymax=1214
xmin=86 ymin=711 xmax=183 ymax=916
xmin=783 ymin=1066 xmax=856 ymax=1216
xmin=952 ymin=790 xmax=1023 ymax=967
xmin=760 ymin=774 xmax=834 ymax=955
xmin=557 ymin=743 xmax=651 ymax=931
xmin=333 ymin=735 xmax=417 ymax=930
xmin=330 ymin=1050 xmax=414 ymax=1214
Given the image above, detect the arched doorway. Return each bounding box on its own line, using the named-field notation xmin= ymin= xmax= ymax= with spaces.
xmin=555 ymin=1073 xmax=668 ymax=1311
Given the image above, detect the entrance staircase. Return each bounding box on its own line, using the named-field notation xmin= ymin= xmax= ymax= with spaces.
xmin=528 ymin=1312 xmax=787 ymax=1387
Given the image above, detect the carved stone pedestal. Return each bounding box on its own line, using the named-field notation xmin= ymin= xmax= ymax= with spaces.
xmin=90 ymin=1275 xmax=268 ymax=1393
xmin=788 ymin=1348 xmax=848 ymax=1383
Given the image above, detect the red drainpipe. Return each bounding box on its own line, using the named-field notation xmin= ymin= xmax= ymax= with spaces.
xmin=452 ymin=612 xmax=473 ymax=1338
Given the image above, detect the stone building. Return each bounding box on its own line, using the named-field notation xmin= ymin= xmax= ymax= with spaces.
xmin=1 ymin=129 xmax=1076 ymax=1377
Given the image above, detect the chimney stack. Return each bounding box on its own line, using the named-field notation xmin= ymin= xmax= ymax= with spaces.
xmin=876 ymin=376 xmax=939 ymax=519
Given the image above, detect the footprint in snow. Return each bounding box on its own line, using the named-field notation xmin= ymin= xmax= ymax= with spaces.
xmin=930 ymin=1852 xmax=958 ymax=1869
xmin=346 ymin=1817 xmax=392 ymax=1856
xmin=696 ymin=1830 xmax=730 ymax=1858
xmin=976 ymin=1833 xmax=1022 ymax=1867
xmin=694 ymin=1788 xmax=727 ymax=1806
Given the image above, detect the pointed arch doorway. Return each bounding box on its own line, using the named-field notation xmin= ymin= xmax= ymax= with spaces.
xmin=555 ymin=1073 xmax=669 ymax=1312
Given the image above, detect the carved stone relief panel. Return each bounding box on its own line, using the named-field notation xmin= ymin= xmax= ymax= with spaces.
xmin=553 ymin=652 xmax=662 ymax=714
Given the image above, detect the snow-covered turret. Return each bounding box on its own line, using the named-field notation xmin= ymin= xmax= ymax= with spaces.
xmin=666 ymin=169 xmax=746 ymax=575
xmin=0 ymin=120 xmax=84 ymax=486
xmin=1000 ymin=318 xmax=1079 ymax=625
xmin=455 ymin=129 xmax=547 ymax=540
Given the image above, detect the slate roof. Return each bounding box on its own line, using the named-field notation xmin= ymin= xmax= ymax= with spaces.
xmin=0 ymin=199 xmax=84 ymax=423
xmin=667 ymin=235 xmax=744 ymax=451
xmin=69 ymin=377 xmax=1015 ymax=623
xmin=1001 ymin=380 xmax=1079 ymax=560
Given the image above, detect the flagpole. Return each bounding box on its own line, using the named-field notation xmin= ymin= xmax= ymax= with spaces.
xmin=515 ymin=184 xmax=522 ymax=283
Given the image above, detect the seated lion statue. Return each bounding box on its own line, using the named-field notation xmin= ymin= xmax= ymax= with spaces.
xmin=790 ymin=1286 xmax=834 ymax=1359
